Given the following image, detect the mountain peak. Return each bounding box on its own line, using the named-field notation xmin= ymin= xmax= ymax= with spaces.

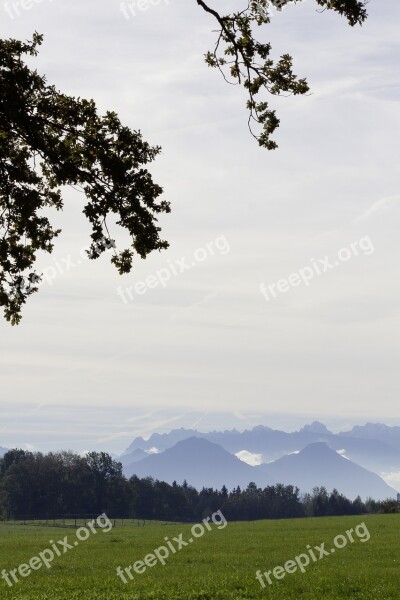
xmin=251 ymin=425 xmax=274 ymax=432
xmin=300 ymin=421 xmax=332 ymax=435
xmin=124 ymin=436 xmax=275 ymax=490
xmin=348 ymin=423 xmax=395 ymax=435
xmin=261 ymin=441 xmax=397 ymax=500
xmin=299 ymin=442 xmax=336 ymax=458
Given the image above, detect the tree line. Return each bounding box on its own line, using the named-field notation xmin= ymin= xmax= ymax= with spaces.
xmin=0 ymin=449 xmax=396 ymax=522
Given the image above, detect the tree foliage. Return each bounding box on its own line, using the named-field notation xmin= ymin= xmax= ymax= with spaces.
xmin=0 ymin=449 xmax=375 ymax=520
xmin=0 ymin=1 xmax=368 ymax=323
xmin=0 ymin=34 xmax=169 ymax=324
xmin=198 ymin=0 xmax=368 ymax=148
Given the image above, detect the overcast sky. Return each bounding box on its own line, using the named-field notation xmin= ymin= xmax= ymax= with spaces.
xmin=0 ymin=0 xmax=399 ymax=454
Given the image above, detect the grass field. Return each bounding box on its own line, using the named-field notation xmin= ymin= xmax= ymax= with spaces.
xmin=0 ymin=514 xmax=399 ymax=599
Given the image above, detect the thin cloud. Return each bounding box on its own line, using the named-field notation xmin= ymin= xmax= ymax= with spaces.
xmin=355 ymin=195 xmax=400 ymax=221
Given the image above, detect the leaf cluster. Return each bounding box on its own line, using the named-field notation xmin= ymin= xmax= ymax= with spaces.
xmin=198 ymin=0 xmax=368 ymax=148
xmin=0 ymin=34 xmax=169 ymax=324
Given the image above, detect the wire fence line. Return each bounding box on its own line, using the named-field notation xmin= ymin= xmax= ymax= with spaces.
xmin=0 ymin=515 xmax=182 ymax=528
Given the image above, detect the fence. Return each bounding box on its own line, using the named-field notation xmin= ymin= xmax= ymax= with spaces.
xmin=0 ymin=515 xmax=180 ymax=528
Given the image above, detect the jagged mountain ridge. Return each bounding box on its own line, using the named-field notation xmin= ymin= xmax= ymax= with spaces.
xmin=123 ymin=437 xmax=397 ymax=501
xmin=122 ymin=421 xmax=400 ymax=475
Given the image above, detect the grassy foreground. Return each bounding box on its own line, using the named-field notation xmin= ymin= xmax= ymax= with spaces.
xmin=0 ymin=514 xmax=399 ymax=599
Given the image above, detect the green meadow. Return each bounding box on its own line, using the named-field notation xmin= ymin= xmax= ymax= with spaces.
xmin=0 ymin=514 xmax=399 ymax=599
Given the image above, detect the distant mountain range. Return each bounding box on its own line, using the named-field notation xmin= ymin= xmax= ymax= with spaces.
xmin=123 ymin=421 xmax=400 ymax=477
xmin=341 ymin=423 xmax=400 ymax=452
xmin=125 ymin=437 xmax=276 ymax=490
xmin=258 ymin=442 xmax=395 ymax=501
xmin=2 ymin=422 xmax=399 ymax=501
xmin=121 ymin=425 xmax=399 ymax=501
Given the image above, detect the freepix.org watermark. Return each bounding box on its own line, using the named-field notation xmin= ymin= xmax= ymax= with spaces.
xmin=116 ymin=510 xmax=227 ymax=584
xmin=256 ymin=521 xmax=371 ymax=588
xmin=2 ymin=0 xmax=54 ymax=20
xmin=117 ymin=235 xmax=230 ymax=303
xmin=260 ymin=235 xmax=375 ymax=302
xmin=1 ymin=514 xmax=112 ymax=588
xmin=9 ymin=235 xmax=116 ymax=300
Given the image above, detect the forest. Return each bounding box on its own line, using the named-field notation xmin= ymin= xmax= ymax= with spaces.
xmin=1 ymin=449 xmax=396 ymax=522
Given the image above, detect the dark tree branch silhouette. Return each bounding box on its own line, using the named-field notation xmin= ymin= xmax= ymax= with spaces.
xmin=0 ymin=0 xmax=368 ymax=323
xmin=0 ymin=34 xmax=169 ymax=324
xmin=197 ymin=0 xmax=368 ymax=148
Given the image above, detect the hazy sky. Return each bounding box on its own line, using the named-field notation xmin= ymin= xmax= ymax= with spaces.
xmin=1 ymin=0 xmax=399 ymax=454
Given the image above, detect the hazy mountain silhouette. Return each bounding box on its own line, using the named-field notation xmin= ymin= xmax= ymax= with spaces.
xmin=124 ymin=437 xmax=275 ymax=490
xmin=258 ymin=442 xmax=396 ymax=500
xmin=124 ymin=428 xmax=200 ymax=454
xmin=341 ymin=423 xmax=400 ymax=452
xmin=123 ymin=422 xmax=400 ymax=475
xmin=300 ymin=421 xmax=332 ymax=435
xmin=123 ymin=435 xmax=396 ymax=500
xmin=119 ymin=448 xmax=148 ymax=468
xmin=324 ymin=436 xmax=400 ymax=474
